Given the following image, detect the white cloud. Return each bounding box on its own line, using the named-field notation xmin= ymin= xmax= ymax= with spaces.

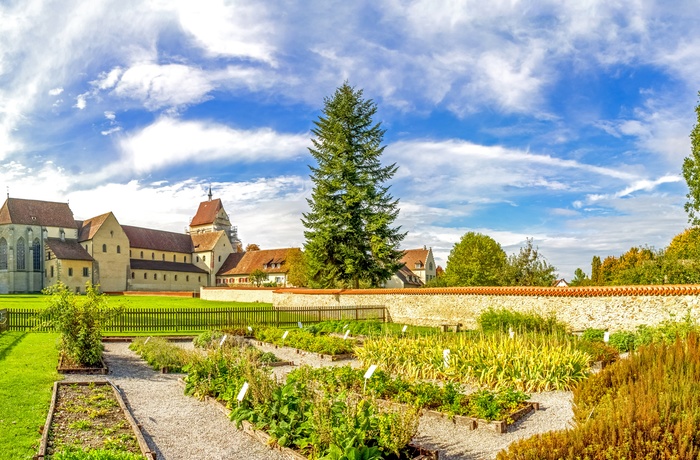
xmin=104 ymin=111 xmax=116 ymax=121
xmin=114 ymin=117 xmax=309 ymax=175
xmin=74 ymin=93 xmax=87 ymax=110
xmin=101 ymin=127 xmax=122 ymax=136
xmin=48 ymin=87 xmax=63 ymax=96
xmin=111 ymin=63 xmax=214 ymax=110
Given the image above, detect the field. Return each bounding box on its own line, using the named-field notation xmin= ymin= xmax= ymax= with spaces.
xmin=0 ymin=294 xmax=273 ymax=310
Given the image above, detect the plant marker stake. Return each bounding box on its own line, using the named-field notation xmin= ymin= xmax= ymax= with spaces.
xmin=604 ymin=331 xmax=610 ymax=343
xmin=443 ymin=349 xmax=450 ymax=368
xmin=343 ymin=329 xmax=350 ymax=340
xmin=298 ymin=321 xmax=303 ymax=329
xmin=144 ymin=336 xmax=151 ymax=344
xmin=509 ymin=328 xmax=515 ymax=339
xmin=343 ymin=324 xmax=349 ymax=330
xmin=402 ymin=325 xmax=408 ymax=334
xmin=363 ymin=364 xmax=378 ymax=394
xmin=248 ymin=326 xmax=253 ymax=333
xmin=236 ymin=381 xmax=249 ymax=407
xmin=282 ymin=330 xmax=289 ymax=340
xmin=219 ymin=334 xmax=228 ymax=348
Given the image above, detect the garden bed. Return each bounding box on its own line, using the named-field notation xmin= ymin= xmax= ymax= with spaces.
xmin=254 ymin=340 xmax=355 ymax=361
xmin=37 ymin=381 xmax=155 ymax=459
xmin=57 ymin=355 xmax=108 ymax=375
xmin=423 ymin=401 xmax=539 ymax=433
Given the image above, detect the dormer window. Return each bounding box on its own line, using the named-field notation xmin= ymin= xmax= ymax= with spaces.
xmin=415 ymin=262 xmax=423 ymax=269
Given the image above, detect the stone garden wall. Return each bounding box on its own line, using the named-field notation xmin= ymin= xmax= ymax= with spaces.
xmin=201 ymin=285 xmax=700 ymax=331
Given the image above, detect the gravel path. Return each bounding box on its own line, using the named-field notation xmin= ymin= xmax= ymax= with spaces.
xmin=64 ymin=340 xmax=575 ymax=460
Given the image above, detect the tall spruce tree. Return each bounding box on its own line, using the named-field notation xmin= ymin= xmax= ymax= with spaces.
xmin=302 ymin=83 xmax=405 ymax=288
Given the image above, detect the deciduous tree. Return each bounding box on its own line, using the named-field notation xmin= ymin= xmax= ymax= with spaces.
xmin=502 ymin=238 xmax=557 ymax=286
xmin=444 ymin=232 xmax=507 ymax=286
xmin=249 ymin=269 xmax=267 ymax=287
xmin=302 ymin=82 xmax=405 ymax=288
xmin=285 ymin=248 xmax=309 ymax=287
xmin=683 ymin=93 xmax=700 ymax=226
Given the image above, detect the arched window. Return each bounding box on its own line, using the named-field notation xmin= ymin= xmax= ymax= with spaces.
xmin=102 ymin=244 xmax=107 ymax=253
xmin=144 ymin=272 xmax=147 ymax=279
xmin=140 ymin=251 xmax=144 ymax=258
xmin=173 ymin=255 xmax=176 ymax=262
xmin=196 ymin=256 xmax=199 ymax=262
xmin=162 ymin=254 xmax=165 ymax=261
xmin=175 ymin=275 xmax=178 ymax=281
xmin=16 ymin=238 xmax=26 ymax=270
xmin=0 ymin=238 xmax=7 ymax=270
xmin=164 ymin=274 xmax=167 ymax=281
xmin=151 ymin=252 xmax=155 ymax=260
xmin=33 ymin=239 xmax=41 ymax=271
xmin=131 ymin=272 xmax=135 ymax=279
xmin=154 ymin=273 xmax=157 ymax=280
xmin=184 ymin=256 xmax=187 ymax=263
xmin=186 ymin=275 xmax=189 ymax=282
xmin=218 ymin=255 xmax=221 ymax=262
xmin=117 ymin=245 xmax=121 ymax=254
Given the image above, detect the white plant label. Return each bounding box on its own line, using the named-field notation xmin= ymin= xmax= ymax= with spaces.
xmin=247 ymin=326 xmax=253 ymax=332
xmin=509 ymin=328 xmax=515 ymax=339
xmin=298 ymin=321 xmax=303 ymax=329
xmin=364 ymin=364 xmax=378 ymax=380
xmin=144 ymin=336 xmax=151 ymax=344
xmin=443 ymin=349 xmax=450 ymax=368
xmin=402 ymin=325 xmax=408 ymax=333
xmin=343 ymin=324 xmax=349 ymax=330
xmin=219 ymin=334 xmax=228 ymax=347
xmin=282 ymin=330 xmax=289 ymax=339
xmin=603 ymin=331 xmax=610 ymax=343
xmin=343 ymin=330 xmax=350 ymax=340
xmin=237 ymin=382 xmax=249 ymax=402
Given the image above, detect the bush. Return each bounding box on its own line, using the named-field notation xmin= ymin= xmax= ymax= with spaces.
xmin=477 ymin=308 xmax=569 ymax=335
xmin=129 ymin=337 xmax=193 ymax=372
xmin=608 ymin=331 xmax=636 ymax=353
xmin=580 ymin=328 xmax=605 ymax=342
xmin=498 ymin=334 xmax=700 ymax=459
xmin=40 ymin=283 xmax=121 ymax=366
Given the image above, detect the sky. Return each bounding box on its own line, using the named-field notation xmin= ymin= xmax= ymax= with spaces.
xmin=1 ymin=0 xmax=700 ymax=280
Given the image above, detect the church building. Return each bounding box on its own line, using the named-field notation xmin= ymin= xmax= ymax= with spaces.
xmin=0 ymin=190 xmax=242 ymax=294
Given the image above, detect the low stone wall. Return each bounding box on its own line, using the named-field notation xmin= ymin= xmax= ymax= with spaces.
xmin=270 ymin=285 xmax=700 ymax=332
xmin=200 ymin=287 xmax=275 ymax=304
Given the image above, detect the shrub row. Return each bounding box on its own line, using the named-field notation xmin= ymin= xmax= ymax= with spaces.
xmin=498 ymin=334 xmax=700 ymax=459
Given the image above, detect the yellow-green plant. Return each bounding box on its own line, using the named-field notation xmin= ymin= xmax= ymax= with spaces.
xmin=356 ymin=332 xmax=590 ymax=391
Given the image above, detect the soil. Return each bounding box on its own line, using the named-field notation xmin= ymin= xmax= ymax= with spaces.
xmin=46 ymin=382 xmax=141 ymax=456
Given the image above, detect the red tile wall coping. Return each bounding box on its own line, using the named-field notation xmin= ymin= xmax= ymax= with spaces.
xmin=272 ymin=285 xmax=700 ymax=297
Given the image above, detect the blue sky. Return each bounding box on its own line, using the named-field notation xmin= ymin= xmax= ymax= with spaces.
xmin=1 ymin=0 xmax=699 ymax=280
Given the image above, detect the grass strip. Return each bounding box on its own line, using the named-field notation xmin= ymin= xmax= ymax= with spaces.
xmin=0 ymin=333 xmax=60 ymax=460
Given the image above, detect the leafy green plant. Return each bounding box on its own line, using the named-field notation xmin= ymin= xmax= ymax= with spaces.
xmin=39 ymin=282 xmax=122 ymax=366
xmin=608 ymin=330 xmax=636 ymax=353
xmin=478 ymin=307 xmax=569 ymax=335
xmin=129 ymin=337 xmax=193 ymax=372
xmin=580 ymin=328 xmax=605 ymax=342
xmin=253 ymin=326 xmax=355 ymax=355
xmin=51 ymin=450 xmax=145 ymax=460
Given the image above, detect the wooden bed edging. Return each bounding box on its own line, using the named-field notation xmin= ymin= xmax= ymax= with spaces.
xmin=57 ymin=356 xmax=108 ymax=375
xmin=36 ymin=380 xmax=156 ymax=460
xmin=254 ymin=340 xmax=355 ymax=361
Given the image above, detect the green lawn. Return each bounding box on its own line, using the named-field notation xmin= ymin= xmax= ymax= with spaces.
xmin=0 ymin=332 xmax=60 ymax=460
xmin=1 ymin=294 xmax=272 ymax=310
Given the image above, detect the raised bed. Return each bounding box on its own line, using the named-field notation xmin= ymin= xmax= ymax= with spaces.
xmin=57 ymin=355 xmax=108 ymax=375
xmin=37 ymin=380 xmax=155 ymax=459
xmin=255 ymin=340 xmax=355 ymax=361
xmin=423 ymin=401 xmax=539 ymax=433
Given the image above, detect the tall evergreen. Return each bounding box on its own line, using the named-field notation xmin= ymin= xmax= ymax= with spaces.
xmin=302 ymin=83 xmax=405 ymax=288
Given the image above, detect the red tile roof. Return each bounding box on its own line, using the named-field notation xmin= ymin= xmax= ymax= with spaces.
xmin=78 ymin=212 xmax=112 ymax=242
xmin=0 ymin=198 xmax=77 ymax=228
xmin=401 ymin=248 xmax=430 ymax=270
xmin=130 ymin=259 xmax=207 ymax=274
xmin=46 ymin=238 xmax=94 ymax=261
xmin=190 ymin=199 xmax=223 ymax=226
xmin=217 ymin=248 xmax=297 ymax=276
xmin=191 ymin=231 xmax=224 ymax=252
xmin=122 ymin=225 xmax=194 ymax=253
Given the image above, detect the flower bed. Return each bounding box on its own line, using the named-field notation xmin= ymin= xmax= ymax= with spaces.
xmin=37 ymin=381 xmax=155 ymax=460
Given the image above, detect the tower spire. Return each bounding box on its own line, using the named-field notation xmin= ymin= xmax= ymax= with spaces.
xmin=208 ymin=184 xmax=212 ymax=201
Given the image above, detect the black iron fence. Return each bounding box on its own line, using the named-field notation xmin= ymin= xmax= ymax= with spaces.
xmin=6 ymin=305 xmax=386 ymax=333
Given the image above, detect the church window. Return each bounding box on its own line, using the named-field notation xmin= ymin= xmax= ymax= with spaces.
xmin=173 ymin=255 xmax=176 ymax=262
xmin=154 ymin=274 xmax=157 ymax=280
xmin=184 ymin=256 xmax=187 ymax=263
xmin=164 ymin=274 xmax=167 ymax=281
xmin=0 ymin=238 xmax=7 ymax=270
xmin=117 ymin=245 xmax=121 ymax=254
xmin=198 ymin=276 xmax=201 ymax=282
xmin=218 ymin=255 xmax=221 ymax=262
xmin=110 ymin=231 xmax=114 ymax=237
xmin=429 ymin=262 xmax=433 ymax=270
xmin=16 ymin=238 xmax=25 ymax=270
xmin=68 ymin=268 xmax=73 ymax=276
xmin=202 ymin=256 xmax=206 ymax=262
xmin=196 ymin=256 xmax=199 ymax=262
xmin=50 ymin=266 xmax=54 ymax=277
xmin=186 ymin=275 xmax=189 ymax=282
xmin=140 ymin=251 xmax=143 ymax=258
xmin=162 ymin=254 xmax=165 ymax=261
xmin=102 ymin=244 xmax=107 ymax=252
xmin=175 ymin=275 xmax=178 ymax=281
xmin=131 ymin=272 xmax=135 ymax=279
xmin=83 ymin=267 xmax=89 ymax=277
xmin=144 ymin=272 xmax=147 ymax=279
xmin=152 ymin=252 xmax=155 ymax=260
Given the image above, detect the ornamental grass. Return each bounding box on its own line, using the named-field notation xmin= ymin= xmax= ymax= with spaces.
xmin=355 ymin=332 xmax=590 ymax=392
xmin=497 ymin=334 xmax=700 ymax=460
